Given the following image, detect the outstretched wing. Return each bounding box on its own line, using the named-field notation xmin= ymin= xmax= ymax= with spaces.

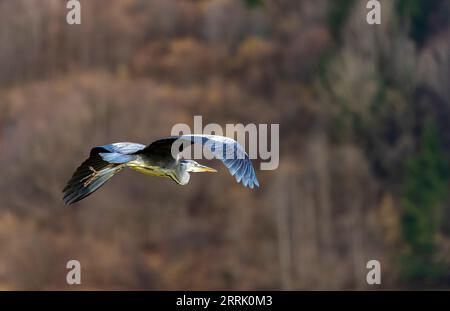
xmin=138 ymin=135 xmax=259 ymax=188
xmin=63 ymin=142 xmax=146 ymax=204
xmin=96 ymin=142 xmax=146 ymax=163
xmin=98 ymin=142 xmax=147 ymax=154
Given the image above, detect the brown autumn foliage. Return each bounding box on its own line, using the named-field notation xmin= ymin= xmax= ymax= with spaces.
xmin=0 ymin=0 xmax=449 ymax=290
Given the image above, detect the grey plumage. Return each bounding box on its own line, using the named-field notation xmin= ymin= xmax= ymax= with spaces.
xmin=63 ymin=135 xmax=259 ymax=205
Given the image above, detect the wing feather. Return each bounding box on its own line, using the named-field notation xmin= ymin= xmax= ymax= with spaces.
xmin=136 ymin=135 xmax=259 ymax=188
xmin=178 ymin=135 xmax=260 ymax=188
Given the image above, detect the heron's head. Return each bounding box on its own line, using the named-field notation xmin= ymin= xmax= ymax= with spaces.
xmin=181 ymin=160 xmax=217 ymax=173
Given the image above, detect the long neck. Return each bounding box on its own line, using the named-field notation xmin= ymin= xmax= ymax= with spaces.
xmin=174 ymin=162 xmax=190 ymax=185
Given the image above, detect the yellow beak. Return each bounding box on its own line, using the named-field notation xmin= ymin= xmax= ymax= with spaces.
xmin=195 ymin=164 xmax=217 ymax=173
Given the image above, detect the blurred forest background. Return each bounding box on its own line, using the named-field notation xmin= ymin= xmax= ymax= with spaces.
xmin=0 ymin=0 xmax=449 ymax=290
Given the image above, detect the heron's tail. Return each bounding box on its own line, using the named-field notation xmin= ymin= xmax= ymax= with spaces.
xmin=63 ymin=148 xmax=126 ymax=205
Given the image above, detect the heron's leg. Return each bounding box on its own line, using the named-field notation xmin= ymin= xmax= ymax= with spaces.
xmin=82 ymin=166 xmax=101 ymax=187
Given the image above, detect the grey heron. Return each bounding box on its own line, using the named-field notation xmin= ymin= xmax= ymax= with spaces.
xmin=63 ymin=135 xmax=259 ymax=204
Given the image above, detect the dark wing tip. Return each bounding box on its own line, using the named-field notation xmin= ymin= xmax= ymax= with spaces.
xmin=62 ymin=181 xmax=88 ymax=205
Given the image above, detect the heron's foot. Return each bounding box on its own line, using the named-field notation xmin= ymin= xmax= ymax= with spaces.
xmin=82 ymin=166 xmax=100 ymax=187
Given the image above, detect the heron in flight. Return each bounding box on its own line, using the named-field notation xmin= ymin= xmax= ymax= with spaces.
xmin=63 ymin=135 xmax=259 ymax=204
